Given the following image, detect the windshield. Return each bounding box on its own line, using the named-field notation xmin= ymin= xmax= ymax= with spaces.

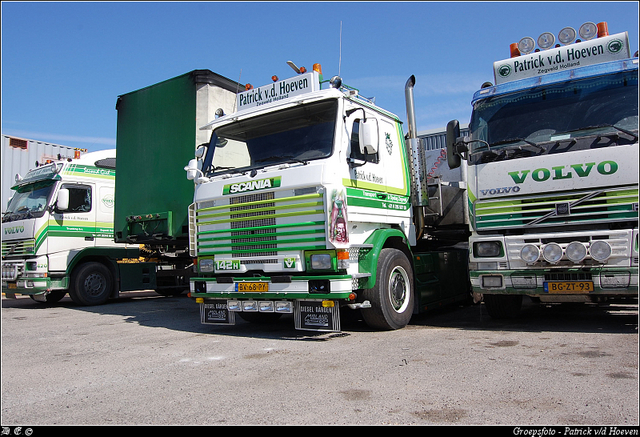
xmin=202 ymin=99 xmax=338 ymax=175
xmin=3 ymin=181 xmax=56 ymax=222
xmin=468 ymin=70 xmax=638 ymax=165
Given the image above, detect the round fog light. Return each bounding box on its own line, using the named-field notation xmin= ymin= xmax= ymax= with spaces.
xmin=565 ymin=241 xmax=587 ymax=263
xmin=520 ymin=244 xmax=540 ymax=263
xmin=590 ymin=240 xmax=612 ymax=262
xmin=542 ymin=243 xmax=563 ymax=264
xmin=537 ymin=32 xmax=556 ymax=50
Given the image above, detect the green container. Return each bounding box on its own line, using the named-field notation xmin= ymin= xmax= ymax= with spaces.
xmin=114 ymin=70 xmax=241 ymax=245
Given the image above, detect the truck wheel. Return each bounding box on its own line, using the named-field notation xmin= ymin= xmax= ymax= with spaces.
xmin=69 ymin=262 xmax=113 ymax=306
xmin=483 ymin=294 xmax=522 ymax=319
xmin=361 ymin=248 xmax=414 ymax=330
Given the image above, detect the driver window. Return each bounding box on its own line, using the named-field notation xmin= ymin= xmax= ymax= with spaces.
xmin=350 ymin=118 xmax=379 ymax=164
xmin=64 ymin=185 xmax=92 ymax=213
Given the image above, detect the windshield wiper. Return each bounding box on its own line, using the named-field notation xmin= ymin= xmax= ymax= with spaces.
xmin=255 ymin=155 xmax=309 ymax=165
xmin=491 ymin=137 xmax=543 ymax=152
xmin=470 ymin=137 xmax=542 ymax=157
xmin=609 ymin=125 xmax=638 ymax=141
xmin=563 ymin=124 xmax=639 ymax=141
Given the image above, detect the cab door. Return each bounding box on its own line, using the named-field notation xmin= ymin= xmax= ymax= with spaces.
xmin=377 ymin=117 xmax=411 ymax=232
xmin=343 ymin=106 xmax=388 ymax=228
xmin=48 ymin=182 xmax=96 ymax=272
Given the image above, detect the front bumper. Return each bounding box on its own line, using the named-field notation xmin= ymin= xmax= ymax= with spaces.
xmin=189 ymin=274 xmax=354 ymax=300
xmin=2 ymin=275 xmax=68 ymax=297
xmin=471 ymin=266 xmax=638 ymax=299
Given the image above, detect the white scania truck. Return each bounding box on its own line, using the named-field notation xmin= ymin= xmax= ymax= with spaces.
xmin=446 ymin=22 xmax=638 ymax=317
xmin=185 ymin=62 xmax=471 ymax=332
xmin=2 ymin=150 xmax=154 ymax=304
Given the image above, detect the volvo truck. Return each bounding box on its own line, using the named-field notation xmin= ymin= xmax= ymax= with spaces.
xmin=446 ymin=22 xmax=638 ymax=317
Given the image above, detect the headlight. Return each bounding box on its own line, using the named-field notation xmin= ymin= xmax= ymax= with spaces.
xmin=474 ymin=241 xmax=502 ymax=258
xmin=542 ymin=243 xmax=563 ymax=264
xmin=520 ymin=244 xmax=540 ymax=263
xmin=199 ymin=258 xmax=214 ymax=272
xmin=565 ymin=242 xmax=587 ymax=263
xmin=310 ymin=254 xmax=333 ymax=270
xmin=590 ymin=240 xmax=612 ymax=262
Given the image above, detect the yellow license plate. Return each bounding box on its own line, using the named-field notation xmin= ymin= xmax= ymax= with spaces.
xmin=544 ymin=281 xmax=594 ymax=293
xmin=236 ymin=282 xmax=268 ymax=292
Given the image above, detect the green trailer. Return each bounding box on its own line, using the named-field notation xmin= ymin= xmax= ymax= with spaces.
xmin=114 ymin=70 xmax=242 ymax=294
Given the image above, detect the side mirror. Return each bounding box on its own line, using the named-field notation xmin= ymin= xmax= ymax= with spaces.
xmin=56 ymin=188 xmax=69 ymax=211
xmin=446 ymin=120 xmax=462 ymax=169
xmin=359 ymin=118 xmax=379 ymax=155
xmin=185 ymin=159 xmax=200 ymax=181
xmin=194 ymin=145 xmax=206 ymax=159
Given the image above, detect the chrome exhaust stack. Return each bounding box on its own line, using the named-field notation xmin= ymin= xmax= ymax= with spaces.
xmin=404 ymin=75 xmax=427 ymax=238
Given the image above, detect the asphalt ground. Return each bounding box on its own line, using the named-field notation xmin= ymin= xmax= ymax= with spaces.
xmin=1 ymin=291 xmax=637 ymax=427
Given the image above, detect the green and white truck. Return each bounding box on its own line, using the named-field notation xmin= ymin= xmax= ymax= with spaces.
xmin=185 ymin=62 xmax=471 ymax=332
xmin=446 ymin=22 xmax=638 ymax=318
xmin=1 ymin=149 xmax=153 ymax=304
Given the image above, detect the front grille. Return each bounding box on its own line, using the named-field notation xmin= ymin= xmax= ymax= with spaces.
xmin=230 ymin=192 xmax=277 ymax=258
xmin=475 ymin=186 xmax=638 ymax=232
xmin=194 ymin=187 xmax=327 ymax=262
xmin=2 ymin=239 xmax=36 ymax=257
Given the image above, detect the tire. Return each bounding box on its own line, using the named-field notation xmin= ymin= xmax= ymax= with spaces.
xmin=361 ymin=248 xmax=414 ymax=330
xmin=69 ymin=262 xmax=113 ymax=306
xmin=483 ymin=294 xmax=523 ymax=319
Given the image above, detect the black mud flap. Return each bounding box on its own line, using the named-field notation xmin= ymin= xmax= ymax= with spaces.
xmin=294 ymin=300 xmax=341 ymax=332
xmin=200 ymin=300 xmax=236 ymax=325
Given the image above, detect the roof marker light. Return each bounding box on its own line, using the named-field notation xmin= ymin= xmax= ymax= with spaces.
xmin=597 ymin=22 xmax=609 ymax=37
xmin=272 ymin=75 xmax=278 ymax=82
xmin=537 ymin=32 xmax=555 ymax=50
xmin=245 ymin=84 xmax=253 ymax=90
xmin=510 ymin=43 xmax=520 ymax=58
xmin=579 ymin=22 xmax=598 ymax=40
xmin=558 ymin=27 xmax=576 ymax=45
xmin=518 ymin=37 xmax=536 ymax=55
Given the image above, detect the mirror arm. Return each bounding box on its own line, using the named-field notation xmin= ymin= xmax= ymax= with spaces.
xmin=347 ymin=157 xmax=367 ymax=168
xmin=344 ymin=107 xmax=366 ymax=121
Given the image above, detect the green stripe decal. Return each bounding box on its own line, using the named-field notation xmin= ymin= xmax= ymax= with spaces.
xmin=346 ymin=187 xmax=410 ymax=211
xmin=62 ymin=164 xmax=115 ymax=180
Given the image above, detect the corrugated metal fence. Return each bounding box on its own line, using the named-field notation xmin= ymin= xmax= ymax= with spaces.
xmin=1 ymin=135 xmax=86 ymax=213
xmin=418 ymin=124 xmax=470 ymax=151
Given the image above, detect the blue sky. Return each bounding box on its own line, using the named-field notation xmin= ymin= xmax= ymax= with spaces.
xmin=2 ymin=1 xmax=638 ymax=152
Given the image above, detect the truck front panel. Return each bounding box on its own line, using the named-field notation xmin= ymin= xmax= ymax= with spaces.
xmin=463 ymin=33 xmax=638 ymax=305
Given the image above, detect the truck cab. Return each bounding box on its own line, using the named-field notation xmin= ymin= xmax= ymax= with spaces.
xmin=447 ymin=22 xmax=638 ymax=317
xmin=2 ymin=150 xmax=147 ymax=304
xmin=186 ymin=64 xmax=470 ymax=331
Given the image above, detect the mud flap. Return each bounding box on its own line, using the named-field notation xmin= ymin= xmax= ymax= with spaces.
xmin=200 ymin=300 xmax=236 ymax=325
xmin=294 ymin=300 xmax=341 ymax=332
